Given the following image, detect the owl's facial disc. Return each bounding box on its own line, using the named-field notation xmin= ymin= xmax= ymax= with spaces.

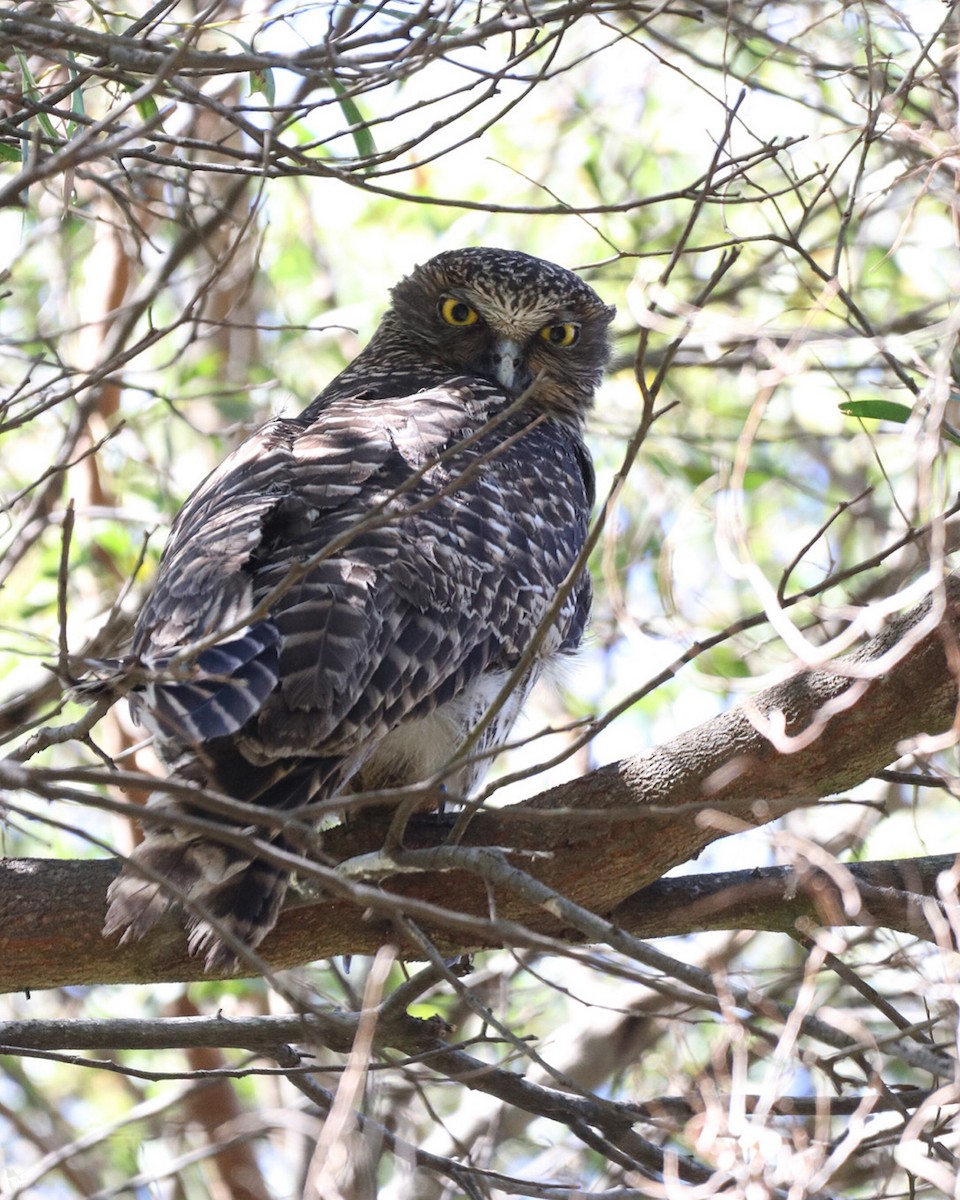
xmin=383 ymin=248 xmax=614 ymax=416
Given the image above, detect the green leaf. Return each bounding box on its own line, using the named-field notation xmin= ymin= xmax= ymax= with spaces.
xmin=838 ymin=399 xmax=914 ymax=426
xmin=839 ymin=398 xmax=960 ymax=447
xmin=0 ymin=143 xmax=21 ymax=162
xmin=15 ymin=51 xmax=59 ymax=143
xmin=249 ymin=68 xmax=276 ymax=106
xmin=68 ymin=59 xmax=85 ymax=119
xmin=329 ymin=76 xmax=377 ymax=165
xmin=134 ymin=94 xmax=160 ymax=122
xmin=206 ymin=30 xmax=276 ymax=108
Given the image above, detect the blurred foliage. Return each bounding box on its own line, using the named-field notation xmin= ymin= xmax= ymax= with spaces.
xmin=2 ymin=0 xmax=960 ymax=1196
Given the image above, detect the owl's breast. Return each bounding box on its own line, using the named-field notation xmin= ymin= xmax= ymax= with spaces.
xmin=350 ymin=666 xmax=535 ymax=802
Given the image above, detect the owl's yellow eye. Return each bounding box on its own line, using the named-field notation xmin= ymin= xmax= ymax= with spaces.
xmin=439 ymin=296 xmax=480 ymax=327
xmin=540 ymin=322 xmax=580 ymax=347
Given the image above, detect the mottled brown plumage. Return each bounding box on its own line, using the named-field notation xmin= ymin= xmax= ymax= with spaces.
xmin=103 ymin=247 xmax=614 ymax=966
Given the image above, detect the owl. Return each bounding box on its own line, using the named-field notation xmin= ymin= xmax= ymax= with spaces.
xmin=103 ymin=247 xmax=615 ymax=967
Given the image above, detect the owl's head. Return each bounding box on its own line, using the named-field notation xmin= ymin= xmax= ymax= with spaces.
xmin=383 ymin=247 xmax=615 ymax=418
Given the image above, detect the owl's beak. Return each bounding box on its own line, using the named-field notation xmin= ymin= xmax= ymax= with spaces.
xmin=489 ymin=337 xmax=532 ymax=395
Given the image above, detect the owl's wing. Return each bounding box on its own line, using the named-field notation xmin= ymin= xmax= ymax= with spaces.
xmin=134 ymin=384 xmax=593 ymax=769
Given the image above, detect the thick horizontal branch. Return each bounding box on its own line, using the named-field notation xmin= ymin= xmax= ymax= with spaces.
xmin=1 ymin=578 xmax=959 ymax=991
xmin=0 ymin=1009 xmax=942 ymax=1122
xmin=0 ymin=1010 xmax=359 ymax=1056
xmin=613 ymin=855 xmax=954 ymax=942
xmin=0 ymin=1003 xmax=713 ymax=1187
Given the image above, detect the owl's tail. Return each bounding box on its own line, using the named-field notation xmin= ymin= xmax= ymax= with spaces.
xmin=103 ymin=831 xmax=289 ymax=970
xmin=104 ymin=752 xmax=347 ymax=968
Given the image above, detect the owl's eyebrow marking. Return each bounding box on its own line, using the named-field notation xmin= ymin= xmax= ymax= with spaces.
xmin=103 ymin=246 xmax=612 ymax=970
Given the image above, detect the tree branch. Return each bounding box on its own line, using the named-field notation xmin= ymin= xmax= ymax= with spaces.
xmin=2 ymin=577 xmax=959 ymax=992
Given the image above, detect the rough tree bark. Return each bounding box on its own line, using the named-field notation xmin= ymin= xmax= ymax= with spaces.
xmin=1 ymin=576 xmax=958 ymax=992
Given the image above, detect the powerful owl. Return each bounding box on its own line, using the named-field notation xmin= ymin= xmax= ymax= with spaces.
xmin=103 ymin=247 xmax=614 ymax=967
